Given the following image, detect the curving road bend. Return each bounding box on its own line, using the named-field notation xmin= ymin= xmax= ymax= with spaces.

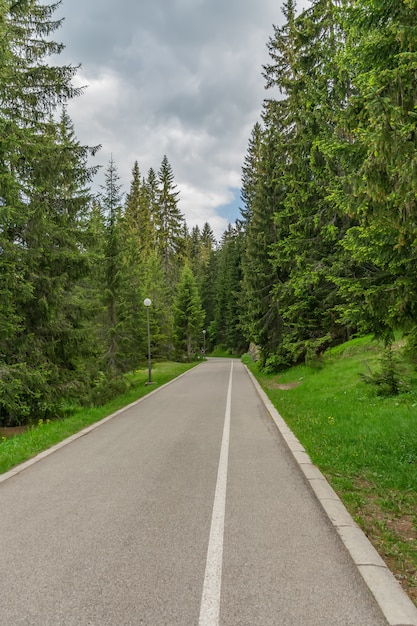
xmin=0 ymin=358 xmax=388 ymax=625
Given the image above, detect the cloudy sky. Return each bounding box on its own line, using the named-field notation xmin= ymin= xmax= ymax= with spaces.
xmin=55 ymin=0 xmax=307 ymax=240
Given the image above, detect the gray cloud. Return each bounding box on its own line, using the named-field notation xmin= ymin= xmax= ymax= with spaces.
xmin=56 ymin=0 xmax=307 ymax=239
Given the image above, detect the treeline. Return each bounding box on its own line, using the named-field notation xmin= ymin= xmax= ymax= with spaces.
xmin=2 ymin=0 xmax=417 ymax=424
xmin=0 ymin=1 xmax=229 ymax=426
xmin=229 ymin=0 xmax=417 ymax=371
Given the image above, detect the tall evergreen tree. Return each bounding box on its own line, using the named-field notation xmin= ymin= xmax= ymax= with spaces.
xmin=255 ymin=0 xmax=353 ymax=366
xmin=0 ymin=1 xmax=98 ymax=423
xmin=334 ymin=0 xmax=417 ymax=349
xmin=201 ymin=222 xmax=217 ymax=255
xmin=141 ymin=250 xmax=174 ymax=359
xmin=100 ymin=156 xmax=124 ymax=373
xmin=124 ymin=161 xmax=155 ymax=255
xmin=145 ymin=166 xmax=159 ymax=232
xmin=213 ymin=224 xmax=246 ymax=352
xmin=155 ymin=155 xmax=184 ymax=278
xmin=239 ymin=121 xmax=284 ymax=363
xmin=189 ymin=225 xmax=203 ymax=284
xmin=19 ymin=109 xmax=100 ymax=390
xmin=173 ymin=265 xmax=205 ymax=362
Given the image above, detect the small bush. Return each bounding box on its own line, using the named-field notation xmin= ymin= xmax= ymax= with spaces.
xmin=361 ymin=345 xmax=408 ymax=396
xmin=263 ymin=352 xmax=291 ymax=374
xmin=86 ymin=371 xmax=130 ymax=406
xmin=0 ymin=363 xmax=54 ymax=426
xmin=304 ymin=334 xmax=332 ymax=369
xmin=404 ymin=327 xmax=417 ymax=368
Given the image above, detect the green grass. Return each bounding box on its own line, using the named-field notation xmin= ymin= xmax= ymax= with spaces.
xmin=243 ymin=337 xmax=417 ymax=603
xmin=208 ymin=347 xmax=241 ymax=358
xmin=0 ymin=361 xmax=198 ymax=476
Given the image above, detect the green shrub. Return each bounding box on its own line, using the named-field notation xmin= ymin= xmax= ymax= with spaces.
xmin=361 ymin=345 xmax=408 ymax=396
xmin=86 ymin=371 xmax=130 ymax=407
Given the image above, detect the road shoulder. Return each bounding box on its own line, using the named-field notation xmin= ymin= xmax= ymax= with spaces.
xmin=244 ymin=364 xmax=417 ymax=626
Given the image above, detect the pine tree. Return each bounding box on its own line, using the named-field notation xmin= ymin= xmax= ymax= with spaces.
xmin=239 ymin=122 xmax=283 ymax=363
xmin=201 ymin=249 xmax=218 ymax=348
xmin=258 ymin=0 xmax=353 ymax=366
xmin=189 ymin=225 xmax=204 ymax=284
xmin=20 ymin=109 xmax=100 ymax=390
xmin=145 ymin=166 xmax=159 ymax=230
xmin=100 ymin=156 xmax=125 ymax=373
xmin=213 ymin=224 xmax=246 ymax=352
xmin=186 ymin=221 xmax=217 ymax=338
xmin=155 ymin=155 xmax=184 ymax=278
xmin=141 ymin=250 xmax=174 ymax=359
xmin=335 ymin=0 xmax=417 ymax=346
xmin=0 ymin=1 xmax=99 ymax=424
xmin=201 ymin=222 xmax=217 ymax=255
xmin=240 ymin=122 xmax=263 ymax=224
xmin=124 ymin=161 xmax=155 ymax=255
xmin=173 ymin=265 xmax=205 ymax=362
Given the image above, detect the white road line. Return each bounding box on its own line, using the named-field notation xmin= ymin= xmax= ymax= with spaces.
xmin=199 ymin=360 xmax=233 ymax=626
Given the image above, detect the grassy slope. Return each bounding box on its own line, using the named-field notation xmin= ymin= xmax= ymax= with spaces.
xmin=243 ymin=336 xmax=417 ymax=604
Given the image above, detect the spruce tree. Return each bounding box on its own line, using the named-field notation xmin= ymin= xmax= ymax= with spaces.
xmin=173 ymin=265 xmax=205 ymax=362
xmin=155 ymin=155 xmax=184 ymax=278
xmin=213 ymin=224 xmax=246 ymax=352
xmin=258 ymin=0 xmax=353 ymax=366
xmin=0 ymin=1 xmax=99 ymax=423
xmin=239 ymin=122 xmax=284 ymax=363
xmin=100 ymin=156 xmax=125 ymax=373
xmin=124 ymin=161 xmax=155 ymax=255
xmin=335 ymin=0 xmax=417 ymax=347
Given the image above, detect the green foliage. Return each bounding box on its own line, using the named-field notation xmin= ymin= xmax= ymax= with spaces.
xmin=124 ymin=160 xmax=156 ymax=255
xmin=86 ymin=371 xmax=129 ymax=407
xmin=333 ymin=0 xmax=417 ymax=343
xmin=239 ymin=0 xmax=354 ymax=368
xmin=173 ymin=265 xmax=205 ymax=361
xmin=361 ymin=344 xmax=409 ymax=397
xmin=237 ymin=0 xmax=417 ymax=375
xmin=155 ymin=155 xmax=185 ymax=279
xmin=0 ymin=2 xmax=101 ymax=426
xmin=239 ymin=123 xmax=283 ymax=357
xmin=4 ymin=0 xmax=417 ymax=428
xmin=0 ymin=363 xmax=50 ymax=426
xmin=262 ymin=352 xmax=291 ymax=375
xmin=243 ymin=335 xmax=417 ymax=491
xmin=403 ymin=327 xmax=417 ymax=368
xmin=212 ymin=224 xmax=247 ymax=352
xmin=304 ymin=335 xmax=332 ymax=370
xmin=0 ymin=1 xmax=221 ymax=425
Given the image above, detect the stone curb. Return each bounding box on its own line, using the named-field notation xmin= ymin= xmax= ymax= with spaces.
xmin=244 ymin=365 xmax=417 ymax=626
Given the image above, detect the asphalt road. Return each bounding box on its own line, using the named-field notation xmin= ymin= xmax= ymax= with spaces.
xmin=0 ymin=358 xmax=390 ymax=625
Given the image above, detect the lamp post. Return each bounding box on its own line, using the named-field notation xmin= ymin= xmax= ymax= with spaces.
xmin=144 ymin=298 xmax=152 ymax=384
xmin=202 ymin=329 xmax=206 ymax=359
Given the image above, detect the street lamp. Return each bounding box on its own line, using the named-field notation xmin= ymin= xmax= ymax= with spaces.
xmin=144 ymin=298 xmax=152 ymax=384
xmin=202 ymin=329 xmax=206 ymax=358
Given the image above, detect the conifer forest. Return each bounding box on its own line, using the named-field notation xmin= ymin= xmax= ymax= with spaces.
xmin=1 ymin=0 xmax=417 ymax=426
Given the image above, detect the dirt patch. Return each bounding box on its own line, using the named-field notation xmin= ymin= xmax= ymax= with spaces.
xmin=0 ymin=426 xmax=27 ymax=439
xmin=350 ymin=483 xmax=417 ymax=604
xmin=386 ymin=515 xmax=417 ymax=543
xmin=264 ymin=380 xmax=302 ymax=391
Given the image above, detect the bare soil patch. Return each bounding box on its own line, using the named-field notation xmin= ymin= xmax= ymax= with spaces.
xmin=0 ymin=426 xmax=27 ymax=439
xmin=263 ymin=380 xmax=301 ymax=391
xmin=351 ymin=481 xmax=417 ymax=603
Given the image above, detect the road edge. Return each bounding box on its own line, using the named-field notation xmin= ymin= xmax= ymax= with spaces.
xmin=0 ymin=365 xmax=200 ymax=486
xmin=244 ymin=364 xmax=417 ymax=626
